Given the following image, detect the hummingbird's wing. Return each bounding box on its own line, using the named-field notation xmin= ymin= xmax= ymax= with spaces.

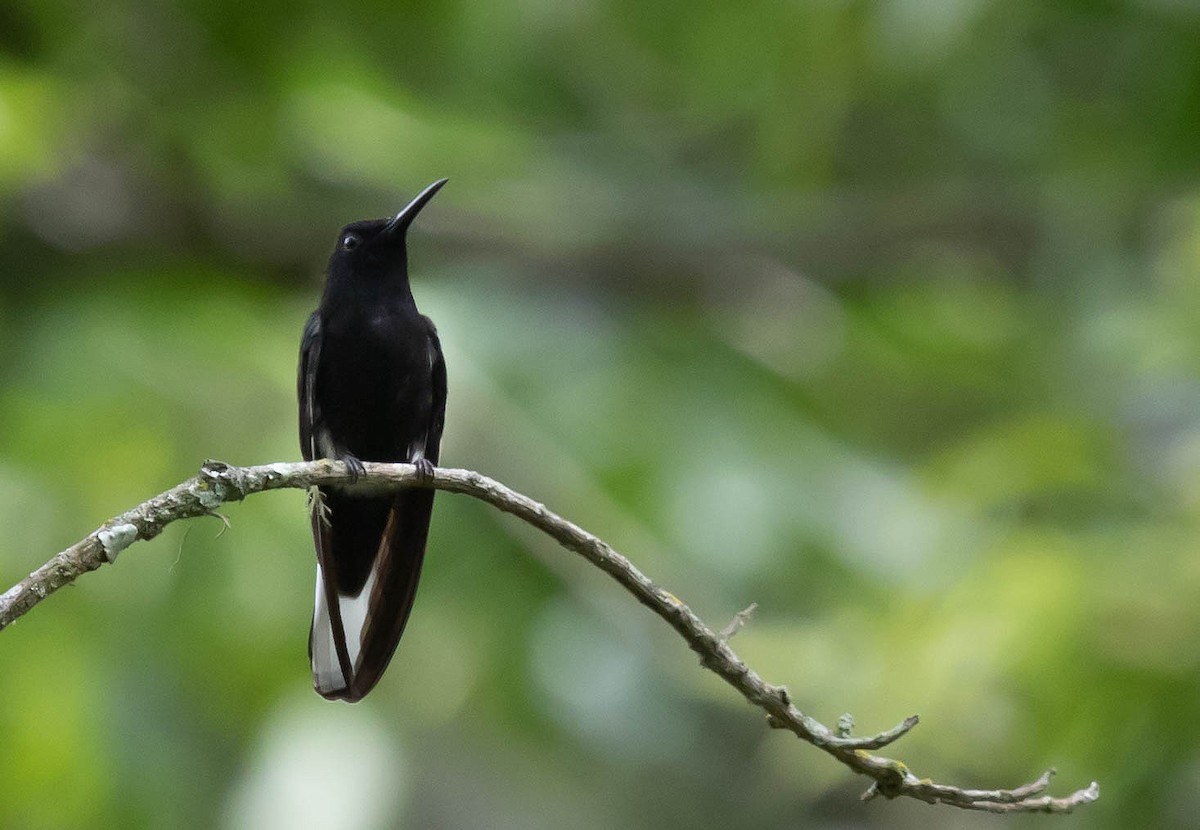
xmin=299 ymin=313 xmax=447 ymax=702
xmin=421 ymin=316 xmax=448 ymax=465
xmin=298 ymin=311 xmax=322 ymax=463
xmin=298 ymin=311 xmax=356 ymax=696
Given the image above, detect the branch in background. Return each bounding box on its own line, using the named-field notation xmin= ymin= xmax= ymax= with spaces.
xmin=0 ymin=460 xmax=1100 ymax=814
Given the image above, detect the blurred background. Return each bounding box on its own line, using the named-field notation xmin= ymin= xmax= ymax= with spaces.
xmin=1 ymin=1 xmax=1199 ymax=827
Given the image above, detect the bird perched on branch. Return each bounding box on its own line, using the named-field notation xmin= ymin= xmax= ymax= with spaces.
xmin=298 ymin=179 xmax=448 ymax=702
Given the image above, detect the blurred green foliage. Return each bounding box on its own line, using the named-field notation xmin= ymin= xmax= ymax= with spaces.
xmin=2 ymin=1 xmax=1200 ymax=828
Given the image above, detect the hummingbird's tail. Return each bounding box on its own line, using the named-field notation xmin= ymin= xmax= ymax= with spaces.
xmin=309 ymin=488 xmax=434 ymax=702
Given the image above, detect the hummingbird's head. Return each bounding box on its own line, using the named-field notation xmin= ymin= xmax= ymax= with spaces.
xmin=326 ymin=178 xmax=447 ymax=285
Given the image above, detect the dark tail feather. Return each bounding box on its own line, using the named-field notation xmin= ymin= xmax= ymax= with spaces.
xmin=347 ymin=489 xmax=434 ymax=699
xmin=309 ymin=489 xmax=434 ymax=702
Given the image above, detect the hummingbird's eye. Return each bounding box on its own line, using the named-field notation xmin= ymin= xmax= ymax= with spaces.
xmin=341 ymin=233 xmax=361 ymax=251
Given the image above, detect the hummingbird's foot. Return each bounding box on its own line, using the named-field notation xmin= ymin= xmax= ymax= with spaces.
xmin=413 ymin=457 xmax=435 ymax=483
xmin=338 ymin=453 xmax=367 ymax=483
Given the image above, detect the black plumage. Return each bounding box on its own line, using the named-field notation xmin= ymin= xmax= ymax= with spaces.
xmin=298 ymin=179 xmax=448 ymax=702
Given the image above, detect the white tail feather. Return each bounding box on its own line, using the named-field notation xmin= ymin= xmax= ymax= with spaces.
xmin=337 ymin=565 xmax=380 ymax=670
xmin=311 ymin=561 xmax=384 ymax=695
xmin=311 ymin=564 xmax=347 ymax=695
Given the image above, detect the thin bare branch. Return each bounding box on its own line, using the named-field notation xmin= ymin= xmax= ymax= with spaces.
xmin=825 ymin=714 xmax=920 ymax=750
xmin=0 ymin=460 xmax=1099 ymax=815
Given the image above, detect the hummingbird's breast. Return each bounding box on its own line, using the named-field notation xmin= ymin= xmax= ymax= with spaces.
xmin=318 ymin=301 xmax=433 ymax=461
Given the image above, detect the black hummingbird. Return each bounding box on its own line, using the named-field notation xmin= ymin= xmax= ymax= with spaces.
xmin=298 ymin=179 xmax=448 ymax=702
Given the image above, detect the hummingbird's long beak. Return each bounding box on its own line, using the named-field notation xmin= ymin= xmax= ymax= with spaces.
xmin=385 ymin=179 xmax=448 ymax=236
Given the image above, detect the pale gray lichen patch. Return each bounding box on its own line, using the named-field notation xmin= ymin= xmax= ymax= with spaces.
xmin=261 ymin=462 xmax=292 ymax=480
xmin=308 ymin=486 xmax=332 ymax=527
xmin=0 ymin=584 xmax=21 ymax=607
xmin=98 ymin=523 xmax=139 ymax=562
xmin=195 ymin=483 xmax=225 ymax=510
